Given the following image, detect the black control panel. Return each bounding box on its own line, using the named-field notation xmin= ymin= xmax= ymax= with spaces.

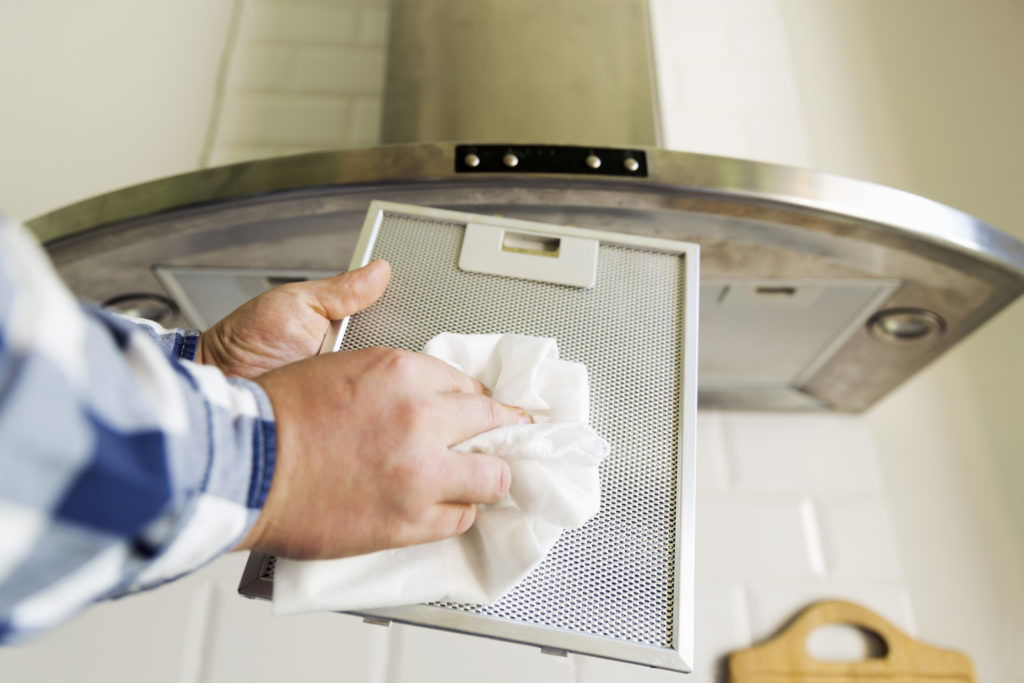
xmin=455 ymin=144 xmax=648 ymax=177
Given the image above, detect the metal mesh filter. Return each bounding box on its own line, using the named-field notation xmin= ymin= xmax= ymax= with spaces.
xmin=337 ymin=213 xmax=685 ymax=648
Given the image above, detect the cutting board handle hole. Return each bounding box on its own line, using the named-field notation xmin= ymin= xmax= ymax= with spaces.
xmin=805 ymin=623 xmax=889 ymax=661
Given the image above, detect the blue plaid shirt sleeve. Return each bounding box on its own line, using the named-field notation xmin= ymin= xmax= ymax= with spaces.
xmin=117 ymin=315 xmax=202 ymax=364
xmin=0 ymin=216 xmax=277 ymax=644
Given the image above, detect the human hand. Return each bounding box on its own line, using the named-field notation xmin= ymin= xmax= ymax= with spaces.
xmin=196 ymin=260 xmax=391 ymax=379
xmin=237 ymin=347 xmax=530 ymax=560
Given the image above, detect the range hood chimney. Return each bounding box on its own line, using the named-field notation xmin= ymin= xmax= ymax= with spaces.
xmin=380 ymin=0 xmax=659 ymax=148
xmin=30 ymin=1 xmax=1024 ymax=412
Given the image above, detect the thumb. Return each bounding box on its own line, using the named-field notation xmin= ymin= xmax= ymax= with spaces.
xmin=309 ymin=259 xmax=391 ymax=319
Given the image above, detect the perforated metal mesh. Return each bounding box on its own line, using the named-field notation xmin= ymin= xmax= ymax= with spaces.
xmin=339 ymin=213 xmax=685 ymax=648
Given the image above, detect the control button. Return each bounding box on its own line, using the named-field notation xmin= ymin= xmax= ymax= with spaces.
xmin=464 ymin=153 xmax=481 ymax=168
xmin=585 ymin=154 xmax=602 ymax=169
xmin=503 ymin=153 xmax=519 ymax=168
xmin=624 ymin=157 xmax=640 ymax=172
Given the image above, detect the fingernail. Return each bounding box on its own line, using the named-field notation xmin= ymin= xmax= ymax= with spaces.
xmin=518 ymin=412 xmax=533 ymax=425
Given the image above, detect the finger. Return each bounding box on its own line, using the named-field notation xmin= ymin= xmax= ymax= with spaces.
xmin=404 ymin=503 xmax=479 ymax=546
xmin=407 ymin=350 xmax=488 ymax=395
xmin=435 ymin=450 xmax=512 ymax=504
xmin=309 ymin=259 xmax=392 ymax=320
xmin=439 ymin=392 xmax=532 ymax=445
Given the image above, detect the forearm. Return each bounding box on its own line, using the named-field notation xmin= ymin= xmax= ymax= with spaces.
xmin=0 ymin=216 xmax=276 ymax=643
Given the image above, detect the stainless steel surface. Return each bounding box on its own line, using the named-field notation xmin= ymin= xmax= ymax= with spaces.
xmin=381 ymin=0 xmax=658 ymax=146
xmin=699 ymin=278 xmax=900 ymax=391
xmin=154 ymin=267 xmax=337 ymax=329
xmin=31 ymin=143 xmax=1024 ymax=411
xmin=244 ymin=202 xmax=700 ymax=672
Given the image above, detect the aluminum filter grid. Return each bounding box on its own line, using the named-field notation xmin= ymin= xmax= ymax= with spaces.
xmin=315 ymin=204 xmax=696 ymax=671
xmin=251 ymin=202 xmax=698 ymax=672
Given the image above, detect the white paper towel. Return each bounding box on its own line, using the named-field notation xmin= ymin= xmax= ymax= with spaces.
xmin=272 ymin=332 xmax=610 ymax=615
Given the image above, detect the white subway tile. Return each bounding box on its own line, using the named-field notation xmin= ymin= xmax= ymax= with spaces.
xmin=651 ymin=0 xmax=736 ymax=22
xmin=0 ymin=573 xmax=212 ymax=683
xmin=293 ymin=47 xmax=386 ymax=94
xmin=660 ymin=108 xmax=751 ymax=158
xmin=696 ymin=494 xmax=819 ymax=580
xmin=357 ymin=6 xmax=389 ymax=46
xmin=747 ymin=65 xmax=801 ymax=111
xmin=817 ymin=497 xmax=904 ymax=581
xmin=226 ymin=43 xmax=294 ymax=92
xmin=744 ymin=581 xmax=917 ymax=643
xmin=216 ymin=93 xmax=350 ymax=145
xmin=655 ymin=0 xmax=782 ymax=22
xmin=388 ymin=624 xmax=570 ymax=683
xmin=732 ymin=18 xmax=790 ymax=61
xmin=694 ymin=581 xmax=752 ymax=680
xmin=722 ymin=413 xmax=883 ymax=494
xmin=658 ymin=18 xmax=733 ymax=61
xmin=726 ymin=0 xmax=783 ymax=20
xmin=748 ymin=112 xmax=813 ymax=167
xmin=239 ymin=1 xmax=359 ymax=44
xmin=696 ymin=410 xmax=731 ymax=491
xmin=674 ymin=63 xmax=751 ymax=109
xmin=202 ymin=590 xmax=388 ymax=682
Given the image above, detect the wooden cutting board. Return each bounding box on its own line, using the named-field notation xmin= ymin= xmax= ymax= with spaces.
xmin=729 ymin=600 xmax=975 ymax=682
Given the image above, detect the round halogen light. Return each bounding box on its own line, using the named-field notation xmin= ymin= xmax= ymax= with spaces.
xmin=868 ymin=308 xmax=946 ymax=343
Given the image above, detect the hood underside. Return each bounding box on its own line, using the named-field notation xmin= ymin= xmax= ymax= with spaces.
xmin=31 ymin=142 xmax=1024 ymax=411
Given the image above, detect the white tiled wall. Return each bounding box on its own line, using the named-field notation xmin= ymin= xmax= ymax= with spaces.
xmin=685 ymin=413 xmax=914 ymax=681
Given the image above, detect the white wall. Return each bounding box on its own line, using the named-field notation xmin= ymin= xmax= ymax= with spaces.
xmin=1 ymin=1 xmax=1022 ymax=682
xmin=657 ymin=1 xmax=1024 ymax=680
xmin=0 ymin=0 xmax=235 ymax=222
xmin=779 ymin=3 xmax=1024 ymax=681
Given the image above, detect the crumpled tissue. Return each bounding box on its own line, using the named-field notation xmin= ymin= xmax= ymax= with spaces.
xmin=271 ymin=332 xmax=610 ymax=615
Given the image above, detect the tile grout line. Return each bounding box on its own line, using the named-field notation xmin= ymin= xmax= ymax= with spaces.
xmin=799 ymin=496 xmax=829 ymax=578
xmin=715 ymin=412 xmax=737 ymax=491
xmin=381 ymin=623 xmax=402 ymax=683
xmin=567 ymin=651 xmax=581 ymax=683
xmin=179 ymin=582 xmax=217 ymax=683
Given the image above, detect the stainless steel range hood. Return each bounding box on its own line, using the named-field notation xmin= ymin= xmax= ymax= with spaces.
xmin=31 ymin=143 xmax=1024 ymax=411
xmin=30 ymin=0 xmax=1024 ymax=412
